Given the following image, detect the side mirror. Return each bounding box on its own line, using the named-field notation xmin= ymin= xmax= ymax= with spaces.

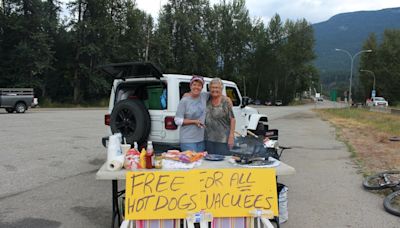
xmin=241 ymin=97 xmax=249 ymax=108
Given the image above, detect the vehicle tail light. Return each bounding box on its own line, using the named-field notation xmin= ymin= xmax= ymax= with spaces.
xmin=165 ymin=116 xmax=177 ymax=130
xmin=105 ymin=114 xmax=111 ymax=126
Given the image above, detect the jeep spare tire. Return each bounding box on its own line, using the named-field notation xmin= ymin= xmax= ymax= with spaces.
xmin=110 ymin=99 xmax=151 ymax=144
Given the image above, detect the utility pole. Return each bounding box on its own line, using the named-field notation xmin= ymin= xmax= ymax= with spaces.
xmin=360 ymin=69 xmax=376 ymax=97
xmin=335 ymin=48 xmax=372 ymax=105
xmin=145 ymin=20 xmax=150 ymax=62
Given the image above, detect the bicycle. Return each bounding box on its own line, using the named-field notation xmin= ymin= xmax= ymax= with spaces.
xmin=363 ymin=171 xmax=400 ymax=216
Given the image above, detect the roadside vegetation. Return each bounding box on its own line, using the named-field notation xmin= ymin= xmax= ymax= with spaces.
xmin=316 ymin=108 xmax=400 ymax=174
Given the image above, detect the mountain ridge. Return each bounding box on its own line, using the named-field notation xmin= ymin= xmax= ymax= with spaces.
xmin=313 ymin=7 xmax=400 ymax=76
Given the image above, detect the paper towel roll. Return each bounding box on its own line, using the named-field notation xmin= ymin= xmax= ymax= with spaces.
xmin=107 ymin=134 xmax=122 ymax=159
xmin=107 ymin=155 xmax=125 ymax=171
xmin=107 ymin=133 xmax=124 ymax=171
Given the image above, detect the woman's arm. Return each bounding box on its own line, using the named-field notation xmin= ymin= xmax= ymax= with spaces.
xmin=176 ymin=117 xmax=204 ymax=127
xmin=226 ymin=97 xmax=235 ymax=149
xmin=175 ymin=99 xmax=204 ymax=128
xmin=183 ymin=119 xmax=204 ymax=127
xmin=228 ymin=117 xmax=236 ymax=149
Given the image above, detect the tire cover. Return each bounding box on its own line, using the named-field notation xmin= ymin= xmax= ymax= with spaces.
xmin=110 ymin=99 xmax=151 ymax=144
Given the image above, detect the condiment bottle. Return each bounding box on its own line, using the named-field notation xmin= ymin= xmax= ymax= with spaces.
xmin=154 ymin=155 xmax=162 ymax=169
xmin=140 ymin=148 xmax=147 ymax=169
xmin=131 ymin=142 xmax=141 ymax=169
xmin=145 ymin=141 xmax=154 ymax=169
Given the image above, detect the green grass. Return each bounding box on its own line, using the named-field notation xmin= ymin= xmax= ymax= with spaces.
xmin=317 ymin=108 xmax=400 ymax=136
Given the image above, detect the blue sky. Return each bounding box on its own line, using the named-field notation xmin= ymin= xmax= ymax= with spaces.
xmin=135 ymin=0 xmax=400 ymax=24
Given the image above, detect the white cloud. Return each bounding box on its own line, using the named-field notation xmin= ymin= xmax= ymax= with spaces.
xmin=135 ymin=0 xmax=400 ymax=24
xmin=135 ymin=0 xmax=168 ymax=19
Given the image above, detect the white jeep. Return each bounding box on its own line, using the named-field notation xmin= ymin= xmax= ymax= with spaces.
xmin=100 ymin=62 xmax=269 ymax=151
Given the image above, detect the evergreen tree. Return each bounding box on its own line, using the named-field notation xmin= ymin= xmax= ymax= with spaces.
xmin=0 ymin=0 xmax=319 ymax=105
xmin=359 ymin=33 xmax=379 ymax=99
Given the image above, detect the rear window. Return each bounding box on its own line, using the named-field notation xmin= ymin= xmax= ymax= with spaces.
xmin=116 ymin=81 xmax=167 ymax=110
xmin=179 ymin=82 xmax=190 ymax=99
xmin=226 ymin=86 xmax=240 ymax=106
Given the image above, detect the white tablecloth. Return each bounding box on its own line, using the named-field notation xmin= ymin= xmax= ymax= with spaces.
xmin=96 ymin=157 xmax=296 ymax=180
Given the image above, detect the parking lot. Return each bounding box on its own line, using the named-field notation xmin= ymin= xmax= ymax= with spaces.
xmin=1 ymin=104 xmax=399 ymax=227
xmin=0 ymin=109 xmax=110 ymax=227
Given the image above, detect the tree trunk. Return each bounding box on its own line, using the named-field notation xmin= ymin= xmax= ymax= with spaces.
xmin=1 ymin=0 xmax=5 ymax=14
xmin=41 ymin=83 xmax=46 ymax=97
xmin=283 ymin=72 xmax=288 ymax=103
xmin=73 ymin=70 xmax=80 ymax=103
xmin=274 ymin=78 xmax=278 ymax=101
xmin=255 ymin=75 xmax=260 ymax=99
xmin=73 ymin=0 xmax=82 ymax=104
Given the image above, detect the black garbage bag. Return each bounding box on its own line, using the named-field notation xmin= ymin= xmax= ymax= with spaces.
xmin=231 ymin=136 xmax=279 ymax=162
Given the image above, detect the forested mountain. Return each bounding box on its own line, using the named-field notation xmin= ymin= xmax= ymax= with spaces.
xmin=313 ymin=7 xmax=400 ymax=74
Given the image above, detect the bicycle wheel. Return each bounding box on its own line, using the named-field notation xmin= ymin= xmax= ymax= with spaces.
xmin=363 ymin=171 xmax=400 ymax=190
xmin=384 ymin=191 xmax=400 ymax=217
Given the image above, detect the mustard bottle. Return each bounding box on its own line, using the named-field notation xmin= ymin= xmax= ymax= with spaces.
xmin=140 ymin=148 xmax=147 ymax=169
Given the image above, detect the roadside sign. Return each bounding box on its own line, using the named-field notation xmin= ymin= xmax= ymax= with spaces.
xmin=330 ymin=90 xmax=337 ymax=101
xmin=125 ymin=168 xmax=278 ymax=220
xmin=371 ymin=90 xmax=376 ymax=98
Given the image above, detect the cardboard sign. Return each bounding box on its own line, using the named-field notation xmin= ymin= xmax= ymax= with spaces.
xmin=125 ymin=168 xmax=278 ymax=220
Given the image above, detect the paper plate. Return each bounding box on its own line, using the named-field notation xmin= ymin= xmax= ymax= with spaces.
xmin=204 ymin=154 xmax=225 ymax=161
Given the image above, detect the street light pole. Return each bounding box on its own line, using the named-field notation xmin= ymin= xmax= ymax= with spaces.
xmin=360 ymin=69 xmax=376 ymax=93
xmin=335 ymin=48 xmax=372 ymax=105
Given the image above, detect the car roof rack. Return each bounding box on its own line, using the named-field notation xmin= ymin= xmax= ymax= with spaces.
xmin=98 ymin=62 xmax=162 ymax=80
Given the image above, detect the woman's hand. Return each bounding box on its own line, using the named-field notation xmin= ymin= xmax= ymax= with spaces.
xmin=228 ymin=134 xmax=234 ymax=149
xmin=195 ymin=119 xmax=205 ymax=128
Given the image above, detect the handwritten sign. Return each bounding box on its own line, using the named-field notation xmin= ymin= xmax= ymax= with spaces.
xmin=125 ymin=168 xmax=278 ymax=220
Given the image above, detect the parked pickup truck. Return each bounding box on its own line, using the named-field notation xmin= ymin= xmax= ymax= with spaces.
xmin=0 ymin=88 xmax=34 ymax=113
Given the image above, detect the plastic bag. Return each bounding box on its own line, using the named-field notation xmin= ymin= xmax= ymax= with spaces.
xmin=160 ymin=88 xmax=167 ymax=109
xmin=278 ymin=183 xmax=289 ymax=223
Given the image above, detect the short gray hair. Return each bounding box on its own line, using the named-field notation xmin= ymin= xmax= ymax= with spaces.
xmin=209 ymin=77 xmax=223 ymax=88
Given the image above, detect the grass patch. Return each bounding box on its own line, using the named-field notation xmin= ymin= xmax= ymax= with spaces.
xmin=315 ymin=108 xmax=400 ymax=174
xmin=316 ymin=108 xmax=400 ymax=136
xmin=331 ymin=123 xmax=364 ymax=172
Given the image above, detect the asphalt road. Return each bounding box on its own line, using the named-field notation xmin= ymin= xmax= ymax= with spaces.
xmin=258 ymin=102 xmax=399 ymax=227
xmin=0 ymin=102 xmax=398 ymax=227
